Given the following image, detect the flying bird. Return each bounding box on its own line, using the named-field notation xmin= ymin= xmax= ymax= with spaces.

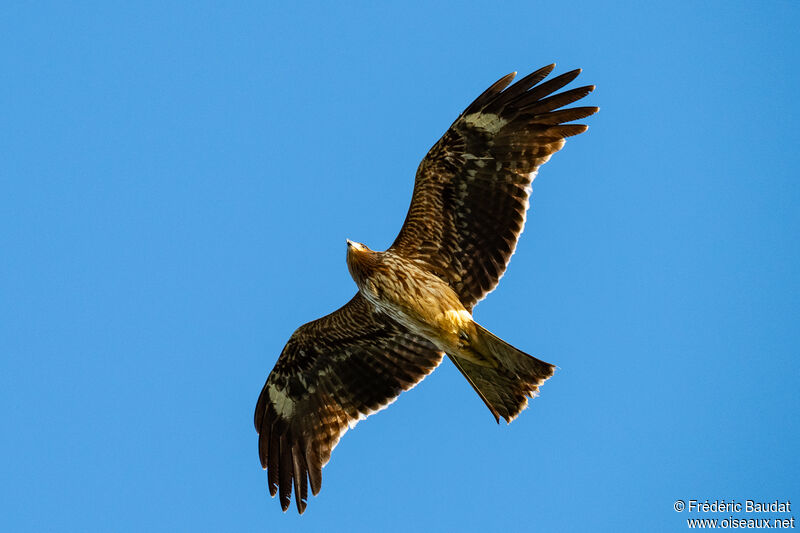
xmin=254 ymin=64 xmax=597 ymax=513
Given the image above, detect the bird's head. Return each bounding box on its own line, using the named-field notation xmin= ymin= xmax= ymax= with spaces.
xmin=345 ymin=239 xmax=369 ymax=253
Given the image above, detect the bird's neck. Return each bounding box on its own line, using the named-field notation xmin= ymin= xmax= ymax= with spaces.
xmin=346 ymin=248 xmax=383 ymax=289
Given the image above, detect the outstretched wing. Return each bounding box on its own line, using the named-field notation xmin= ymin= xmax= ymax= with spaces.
xmin=390 ymin=64 xmax=598 ymax=309
xmin=254 ymin=293 xmax=443 ymax=513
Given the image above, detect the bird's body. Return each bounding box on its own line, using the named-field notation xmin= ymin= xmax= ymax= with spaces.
xmin=347 ymin=242 xmax=473 ymax=359
xmin=255 ymin=64 xmax=598 ymax=513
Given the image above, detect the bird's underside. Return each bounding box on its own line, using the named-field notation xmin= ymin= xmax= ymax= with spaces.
xmin=254 ymin=64 xmax=597 ymax=513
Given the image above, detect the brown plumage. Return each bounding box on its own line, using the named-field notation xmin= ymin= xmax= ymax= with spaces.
xmin=254 ymin=64 xmax=598 ymax=513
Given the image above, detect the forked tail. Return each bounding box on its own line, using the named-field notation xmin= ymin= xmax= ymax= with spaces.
xmin=449 ymin=323 xmax=555 ymax=423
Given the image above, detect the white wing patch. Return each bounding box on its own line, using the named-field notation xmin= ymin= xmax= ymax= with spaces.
xmin=463 ymin=112 xmax=508 ymax=134
xmin=268 ymin=384 xmax=295 ymax=418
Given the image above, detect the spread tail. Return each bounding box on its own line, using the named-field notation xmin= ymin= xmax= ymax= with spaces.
xmin=449 ymin=323 xmax=555 ymax=423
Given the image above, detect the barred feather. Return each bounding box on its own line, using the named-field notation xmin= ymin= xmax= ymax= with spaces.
xmin=254 ymin=294 xmax=443 ymax=513
xmin=391 ymin=65 xmax=598 ymax=309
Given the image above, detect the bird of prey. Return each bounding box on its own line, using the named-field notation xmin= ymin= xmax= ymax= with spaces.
xmin=254 ymin=64 xmax=597 ymax=513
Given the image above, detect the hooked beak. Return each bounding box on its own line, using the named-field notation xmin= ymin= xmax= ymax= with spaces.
xmin=346 ymin=239 xmax=353 ymax=248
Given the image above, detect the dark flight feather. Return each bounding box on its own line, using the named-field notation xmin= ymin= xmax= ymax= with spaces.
xmin=254 ymin=293 xmax=443 ymax=513
xmin=390 ymin=66 xmax=598 ymax=309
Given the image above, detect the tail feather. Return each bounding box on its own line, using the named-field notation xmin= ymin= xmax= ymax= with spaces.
xmin=449 ymin=324 xmax=554 ymax=423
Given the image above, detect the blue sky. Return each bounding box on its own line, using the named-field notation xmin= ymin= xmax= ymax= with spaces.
xmin=2 ymin=2 xmax=798 ymax=531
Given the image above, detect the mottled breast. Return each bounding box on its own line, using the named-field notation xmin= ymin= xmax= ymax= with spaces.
xmin=360 ymin=252 xmax=468 ymax=339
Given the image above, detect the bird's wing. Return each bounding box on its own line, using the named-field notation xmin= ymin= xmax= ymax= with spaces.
xmin=390 ymin=65 xmax=598 ymax=310
xmin=254 ymin=293 xmax=444 ymax=513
